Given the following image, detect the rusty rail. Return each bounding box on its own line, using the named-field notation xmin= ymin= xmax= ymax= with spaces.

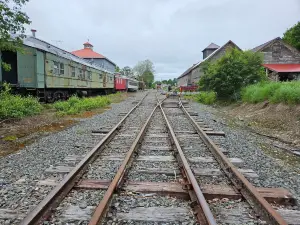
xmin=179 ymin=98 xmax=288 ymax=225
xmin=20 ymin=92 xmax=149 ymax=225
xmin=88 ymin=103 xmax=159 ymax=225
xmin=159 ymin=101 xmax=217 ymax=225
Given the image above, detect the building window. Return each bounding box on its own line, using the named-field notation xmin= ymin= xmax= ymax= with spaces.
xmin=53 ymin=61 xmax=59 ymax=74
xmin=60 ymin=63 xmax=64 ymax=75
xmin=79 ymin=69 xmax=83 ymax=79
xmin=71 ymin=66 xmax=76 ymax=77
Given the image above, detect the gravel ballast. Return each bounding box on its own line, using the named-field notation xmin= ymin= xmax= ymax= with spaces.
xmin=0 ymin=92 xmax=146 ymax=224
xmin=188 ymin=101 xmax=300 ymax=207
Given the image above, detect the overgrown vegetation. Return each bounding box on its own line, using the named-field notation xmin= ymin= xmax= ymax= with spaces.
xmin=283 ymin=21 xmax=300 ymax=51
xmin=53 ymin=93 xmax=125 ymax=116
xmin=184 ymin=91 xmax=216 ymax=105
xmin=0 ymin=83 xmax=42 ymax=119
xmin=0 ymin=83 xmax=126 ymax=119
xmin=199 ymin=48 xmax=265 ymax=100
xmin=242 ymin=81 xmax=300 ymax=104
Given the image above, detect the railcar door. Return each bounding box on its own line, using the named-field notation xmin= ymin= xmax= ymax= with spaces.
xmin=1 ymin=51 xmax=18 ymax=85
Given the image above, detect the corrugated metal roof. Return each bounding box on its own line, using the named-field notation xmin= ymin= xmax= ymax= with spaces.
xmin=263 ymin=64 xmax=300 ymax=72
xmin=22 ymin=36 xmax=112 ymax=74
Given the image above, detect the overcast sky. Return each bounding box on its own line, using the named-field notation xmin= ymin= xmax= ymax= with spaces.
xmin=23 ymin=0 xmax=300 ymax=80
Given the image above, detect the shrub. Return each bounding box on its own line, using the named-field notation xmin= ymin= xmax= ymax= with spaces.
xmin=242 ymin=81 xmax=300 ymax=104
xmin=183 ymin=91 xmax=216 ymax=105
xmin=199 ymin=48 xmax=265 ymax=100
xmin=0 ymin=83 xmax=42 ymax=119
xmin=195 ymin=91 xmax=217 ymax=105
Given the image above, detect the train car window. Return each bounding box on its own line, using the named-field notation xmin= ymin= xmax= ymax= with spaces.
xmin=88 ymin=71 xmax=92 ymax=80
xmin=109 ymin=76 xmax=113 ymax=82
xmin=99 ymin=73 xmax=102 ymax=80
xmin=82 ymin=71 xmax=86 ymax=79
xmin=60 ymin=63 xmax=64 ymax=75
xmin=79 ymin=69 xmax=83 ymax=79
xmin=71 ymin=66 xmax=76 ymax=77
xmin=53 ymin=61 xmax=59 ymax=75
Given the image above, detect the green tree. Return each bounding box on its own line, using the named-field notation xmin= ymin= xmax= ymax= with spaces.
xmin=115 ymin=65 xmax=120 ymax=72
xmin=283 ymin=21 xmax=300 ymax=51
xmin=133 ymin=59 xmax=155 ymax=87
xmin=199 ymin=48 xmax=265 ymax=100
xmin=120 ymin=66 xmax=133 ymax=77
xmin=1 ymin=0 xmax=31 ymax=71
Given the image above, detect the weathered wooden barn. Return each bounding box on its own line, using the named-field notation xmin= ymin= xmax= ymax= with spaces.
xmin=252 ymin=37 xmax=300 ymax=81
xmin=177 ymin=41 xmax=241 ymax=87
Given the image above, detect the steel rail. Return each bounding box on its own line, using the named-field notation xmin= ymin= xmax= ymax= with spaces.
xmin=159 ymin=101 xmax=217 ymax=225
xmin=20 ymin=92 xmax=149 ymax=225
xmin=88 ymin=103 xmax=159 ymax=225
xmin=179 ymin=98 xmax=288 ymax=225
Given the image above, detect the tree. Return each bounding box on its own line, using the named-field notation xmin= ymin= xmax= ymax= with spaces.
xmin=120 ymin=66 xmax=133 ymax=77
xmin=283 ymin=21 xmax=300 ymax=51
xmin=1 ymin=0 xmax=31 ymax=71
xmin=199 ymin=48 xmax=265 ymax=100
xmin=133 ymin=59 xmax=155 ymax=87
xmin=115 ymin=65 xmax=120 ymax=72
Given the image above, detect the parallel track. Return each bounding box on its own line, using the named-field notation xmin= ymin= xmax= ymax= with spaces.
xmin=20 ymin=93 xmax=293 ymax=224
xmin=20 ymin=92 xmax=152 ymax=225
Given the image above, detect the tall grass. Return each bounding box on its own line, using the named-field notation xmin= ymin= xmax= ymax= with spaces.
xmin=242 ymin=81 xmax=300 ymax=104
xmin=53 ymin=95 xmax=114 ymax=115
xmin=0 ymin=83 xmax=43 ymax=119
xmin=184 ymin=91 xmax=216 ymax=105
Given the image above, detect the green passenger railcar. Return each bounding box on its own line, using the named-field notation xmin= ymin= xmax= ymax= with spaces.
xmin=0 ymin=36 xmax=114 ymax=102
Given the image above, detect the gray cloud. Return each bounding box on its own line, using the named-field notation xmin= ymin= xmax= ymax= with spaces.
xmin=23 ymin=0 xmax=300 ymax=80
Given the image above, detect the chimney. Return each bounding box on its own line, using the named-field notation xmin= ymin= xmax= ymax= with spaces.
xmin=31 ymin=29 xmax=37 ymax=37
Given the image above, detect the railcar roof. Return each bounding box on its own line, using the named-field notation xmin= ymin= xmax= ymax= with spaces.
xmin=20 ymin=35 xmax=113 ymax=74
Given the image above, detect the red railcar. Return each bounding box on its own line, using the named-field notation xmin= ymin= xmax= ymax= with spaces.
xmin=114 ymin=73 xmax=127 ymax=91
xmin=179 ymin=85 xmax=198 ymax=92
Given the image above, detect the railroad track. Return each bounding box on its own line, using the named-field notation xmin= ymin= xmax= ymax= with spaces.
xmin=18 ymin=92 xmax=299 ymax=224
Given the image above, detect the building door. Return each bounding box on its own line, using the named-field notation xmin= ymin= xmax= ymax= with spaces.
xmin=1 ymin=51 xmax=18 ymax=84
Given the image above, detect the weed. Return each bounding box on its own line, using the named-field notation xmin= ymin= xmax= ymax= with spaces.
xmin=3 ymin=135 xmax=18 ymax=141
xmin=0 ymin=83 xmax=43 ymax=119
xmin=242 ymin=81 xmax=300 ymax=104
xmin=184 ymin=91 xmax=216 ymax=105
xmin=53 ymin=93 xmax=124 ymax=116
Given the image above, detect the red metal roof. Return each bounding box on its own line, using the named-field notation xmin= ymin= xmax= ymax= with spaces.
xmin=263 ymin=64 xmax=300 ymax=72
xmin=72 ymin=42 xmax=105 ymax=59
xmin=72 ymin=48 xmax=105 ymax=58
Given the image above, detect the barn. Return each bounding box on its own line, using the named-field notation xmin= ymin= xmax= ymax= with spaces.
xmin=252 ymin=37 xmax=300 ymax=81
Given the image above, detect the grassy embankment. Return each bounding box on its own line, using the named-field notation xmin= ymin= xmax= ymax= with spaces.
xmin=184 ymin=81 xmax=300 ymax=105
xmin=0 ymin=84 xmax=125 ymax=119
xmin=242 ymin=81 xmax=300 ymax=104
